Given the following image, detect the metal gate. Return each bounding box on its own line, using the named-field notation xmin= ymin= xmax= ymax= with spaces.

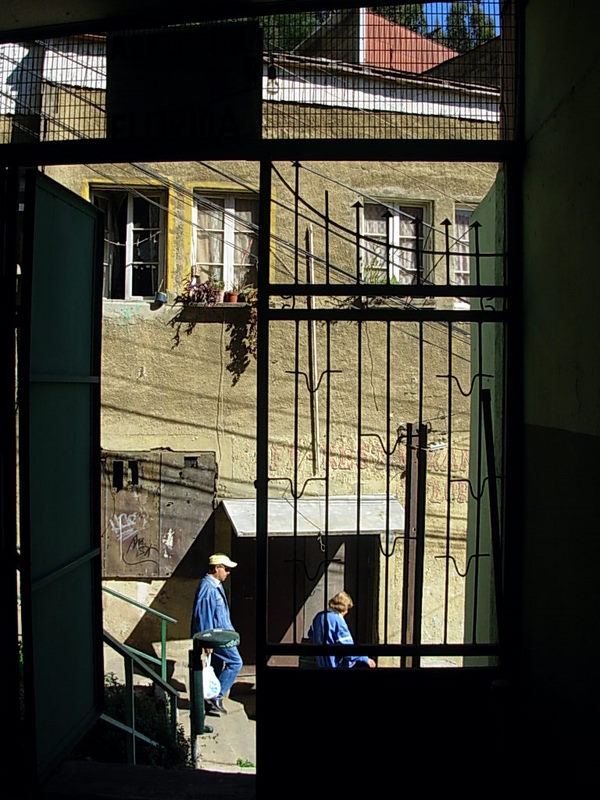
xmin=256 ymin=159 xmax=506 ymax=673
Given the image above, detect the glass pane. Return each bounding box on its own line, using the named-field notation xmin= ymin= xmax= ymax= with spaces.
xmin=134 ymin=233 xmax=158 ymax=263
xmin=193 ymin=265 xmax=223 ymax=284
xmin=398 ymin=212 xmax=421 ymax=237
xmin=235 ymin=230 xmax=258 ymax=266
xmin=196 ymin=231 xmax=223 ymax=265
xmin=234 ymin=197 xmax=258 ymax=270
xmin=132 ymin=263 xmax=157 ymax=296
xmin=93 ymin=190 xmax=127 ymax=299
xmin=454 ymin=209 xmax=472 ymax=286
xmin=197 ymin=197 xmax=224 ymax=231
xmin=364 ymin=204 xmax=387 ymax=236
xmin=396 ymin=247 xmax=417 ymax=282
xmin=133 ymin=195 xmax=160 ymax=228
xmin=234 ymin=197 xmax=258 ymax=225
xmin=234 ymin=264 xmax=257 ymax=289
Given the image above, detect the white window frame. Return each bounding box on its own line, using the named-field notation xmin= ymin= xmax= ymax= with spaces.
xmin=92 ymin=187 xmax=166 ymax=301
xmin=361 ymin=200 xmax=429 ymax=285
xmin=454 ymin=206 xmax=474 ymax=309
xmin=192 ymin=192 xmax=259 ymax=291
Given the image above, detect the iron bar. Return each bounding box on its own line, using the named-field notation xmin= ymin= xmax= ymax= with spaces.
xmin=418 ymin=322 xmax=424 ymax=431
xmin=360 ymin=431 xmax=402 ymax=458
xmin=256 ymin=159 xmax=271 ymax=663
xmin=30 ymin=548 xmax=101 ymax=591
xmin=325 ymin=190 xmax=330 ymax=285
xmin=267 ymin=475 xmax=325 ymax=500
xmin=471 ymin=320 xmax=485 ymax=643
xmin=0 ymin=139 xmax=519 ymax=170
xmin=385 ymin=208 xmax=392 ymax=286
xmin=437 ymin=373 xmax=494 ymax=398
xmin=265 ymin=642 xmax=500 ymax=658
xmin=401 ymin=424 xmax=417 ymax=668
xmin=124 ymin=657 xmax=136 ymax=765
xmin=443 ymin=218 xmax=451 ymax=285
xmin=294 ymin=161 xmax=300 ymax=284
xmin=267 ymin=282 xmax=506 ymax=298
xmin=415 ymin=216 xmax=423 ymax=285
xmin=269 ymin=308 xmax=506 ymax=323
xmin=473 ymin=222 xmax=482 ymax=286
xmin=161 ymin=620 xmax=167 ymax=681
xmin=101 ymin=586 xmax=177 ymax=622
xmin=384 ymin=320 xmax=391 ymax=644
xmin=284 ymin=367 xmax=341 ymax=395
xmin=293 ymin=316 xmax=300 ymax=643
xmin=355 ymin=320 xmax=362 ymax=638
xmin=444 ymin=322 xmax=453 ymax=644
xmin=354 ymin=200 xmax=362 ymax=283
xmin=413 ymin=423 xmax=428 ymax=669
xmin=305 ymin=225 xmax=321 ymax=475
xmin=481 ymin=387 xmax=504 ymax=644
xmin=324 ymin=320 xmax=332 ymax=627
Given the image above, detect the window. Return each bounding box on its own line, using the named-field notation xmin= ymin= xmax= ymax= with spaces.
xmin=362 ymin=202 xmax=426 ymax=284
xmin=92 ymin=188 xmax=166 ymax=300
xmin=193 ymin=193 xmax=259 ymax=290
xmin=454 ymin=207 xmax=473 ymax=308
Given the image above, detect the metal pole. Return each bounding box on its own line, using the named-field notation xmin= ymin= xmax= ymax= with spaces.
xmin=188 ymin=638 xmax=213 ymax=768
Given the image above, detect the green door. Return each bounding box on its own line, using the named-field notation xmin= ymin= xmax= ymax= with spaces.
xmin=19 ymin=171 xmax=103 ymax=779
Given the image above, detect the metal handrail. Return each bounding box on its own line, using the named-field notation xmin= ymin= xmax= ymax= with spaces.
xmin=102 ymin=585 xmax=177 ymax=681
xmin=102 ymin=631 xmax=180 ymax=766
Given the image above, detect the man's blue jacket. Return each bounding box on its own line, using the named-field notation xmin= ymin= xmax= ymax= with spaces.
xmin=190 ymin=573 xmax=233 ymax=636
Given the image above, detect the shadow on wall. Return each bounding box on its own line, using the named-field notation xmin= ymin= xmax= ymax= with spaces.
xmin=168 ymin=299 xmax=256 ymax=386
xmin=122 ymin=511 xmax=216 ymax=664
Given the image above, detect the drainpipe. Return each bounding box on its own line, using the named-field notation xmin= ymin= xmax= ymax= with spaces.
xmin=305 ymin=225 xmax=321 ymax=474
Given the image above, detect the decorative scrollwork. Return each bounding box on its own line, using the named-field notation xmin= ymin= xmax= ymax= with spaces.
xmin=267 ymin=475 xmax=325 ymax=500
xmin=436 ymin=373 xmax=493 ymax=397
xmin=435 ymin=553 xmax=490 ymax=578
xmin=285 ymin=367 xmax=343 ymax=394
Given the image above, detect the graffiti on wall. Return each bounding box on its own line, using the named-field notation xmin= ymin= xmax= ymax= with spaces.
xmin=101 ymin=451 xmax=216 ymax=578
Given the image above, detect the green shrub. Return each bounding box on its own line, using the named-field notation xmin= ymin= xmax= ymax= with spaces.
xmin=72 ymin=673 xmax=192 ymax=769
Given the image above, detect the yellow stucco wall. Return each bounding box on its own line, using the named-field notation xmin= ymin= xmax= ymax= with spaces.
xmin=46 ymin=158 xmax=499 ymax=660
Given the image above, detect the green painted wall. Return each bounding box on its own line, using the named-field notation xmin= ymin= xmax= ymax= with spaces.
xmin=520 ymin=0 xmax=600 ymax=783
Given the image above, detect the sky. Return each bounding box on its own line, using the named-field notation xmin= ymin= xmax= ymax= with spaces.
xmin=422 ymin=1 xmax=501 ymax=34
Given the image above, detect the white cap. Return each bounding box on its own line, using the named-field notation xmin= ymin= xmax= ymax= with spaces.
xmin=209 ymin=553 xmax=238 ymax=568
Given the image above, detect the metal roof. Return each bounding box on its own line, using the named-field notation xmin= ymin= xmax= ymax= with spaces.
xmin=222 ymin=494 xmax=405 ymax=537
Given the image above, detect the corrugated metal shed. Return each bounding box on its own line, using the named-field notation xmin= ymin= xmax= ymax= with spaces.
xmin=222 ymin=494 xmax=405 ymax=537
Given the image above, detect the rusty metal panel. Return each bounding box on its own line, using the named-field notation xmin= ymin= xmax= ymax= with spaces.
xmin=101 ymin=450 xmax=216 ymax=578
xmin=158 ymin=452 xmax=216 ymax=577
xmin=102 ymin=452 xmax=161 ymax=578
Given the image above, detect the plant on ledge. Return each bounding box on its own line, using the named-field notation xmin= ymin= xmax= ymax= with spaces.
xmin=180 ymin=277 xmax=218 ymax=305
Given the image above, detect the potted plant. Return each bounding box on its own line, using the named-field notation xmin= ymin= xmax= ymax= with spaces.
xmin=224 ymin=280 xmax=242 ymax=303
xmin=215 ymin=280 xmax=225 ymax=303
xmin=181 ymin=277 xmax=218 ymax=305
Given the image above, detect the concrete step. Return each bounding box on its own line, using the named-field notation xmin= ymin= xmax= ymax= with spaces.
xmin=102 ymin=639 xmax=256 ymax=775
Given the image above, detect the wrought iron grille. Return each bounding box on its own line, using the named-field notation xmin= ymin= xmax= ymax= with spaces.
xmin=258 ymin=159 xmax=506 ymax=669
xmin=0 ymin=3 xmax=516 ymax=145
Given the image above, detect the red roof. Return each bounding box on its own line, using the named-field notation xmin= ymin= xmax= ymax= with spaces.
xmin=364 ymin=11 xmax=458 ymax=73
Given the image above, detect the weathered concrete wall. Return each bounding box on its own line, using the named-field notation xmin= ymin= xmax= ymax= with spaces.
xmin=46 ymin=158 xmax=498 ymax=659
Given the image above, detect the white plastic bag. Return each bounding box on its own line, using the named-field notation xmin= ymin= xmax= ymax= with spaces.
xmin=202 ymin=654 xmax=221 ymax=700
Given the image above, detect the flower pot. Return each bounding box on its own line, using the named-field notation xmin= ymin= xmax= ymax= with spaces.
xmin=224 ymin=292 xmax=239 ymax=303
xmin=215 ymin=289 xmax=225 ymax=303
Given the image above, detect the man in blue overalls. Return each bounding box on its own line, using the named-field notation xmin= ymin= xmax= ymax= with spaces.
xmin=190 ymin=553 xmax=243 ymax=715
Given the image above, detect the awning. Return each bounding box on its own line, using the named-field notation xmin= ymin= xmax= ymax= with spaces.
xmin=222 ymin=495 xmax=405 ymax=538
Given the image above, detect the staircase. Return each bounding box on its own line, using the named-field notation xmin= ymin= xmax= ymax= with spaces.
xmin=39 ymin=641 xmax=256 ymax=799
